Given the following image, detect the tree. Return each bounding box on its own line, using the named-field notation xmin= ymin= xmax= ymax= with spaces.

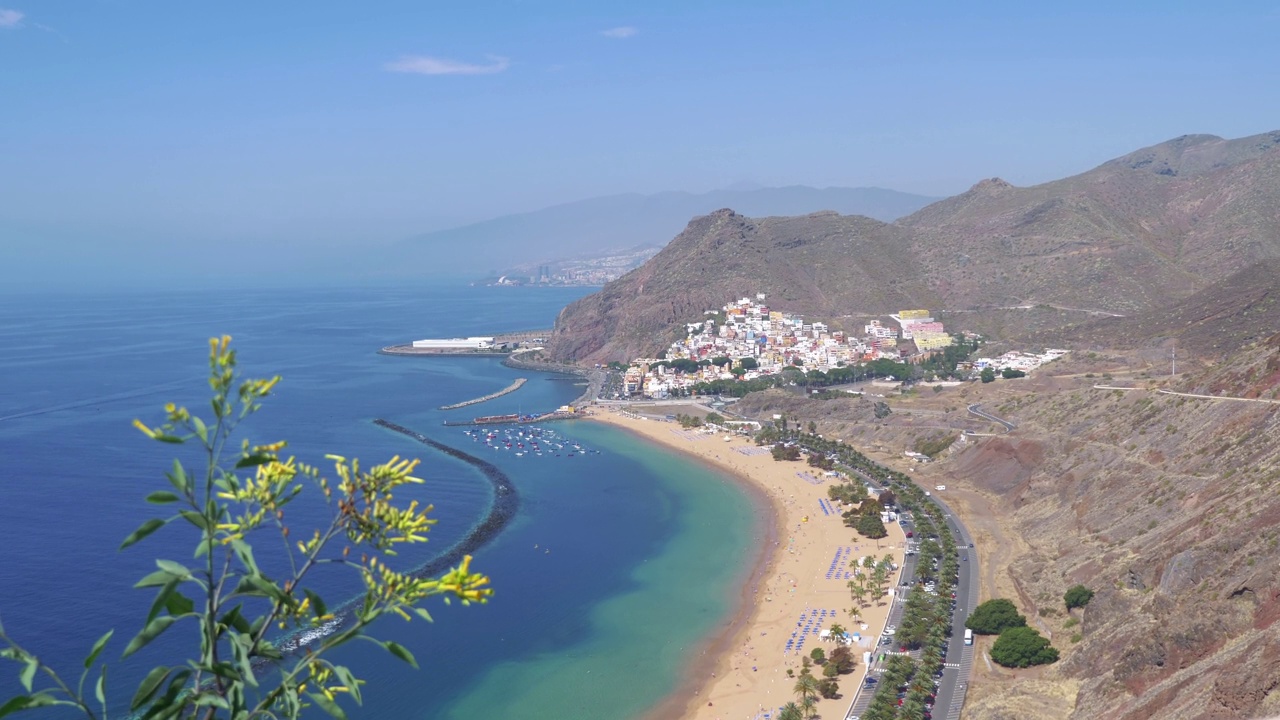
xmin=980 ymin=367 xmax=996 ymax=383
xmin=705 ymin=412 xmax=725 ymax=426
xmin=1064 ymin=584 xmax=1095 ymax=610
xmin=829 ymin=645 xmax=856 ymax=674
xmin=990 ymin=626 xmax=1059 ymax=668
xmin=856 ymin=512 xmax=888 ymax=539
xmin=737 ymin=357 xmax=759 ymax=371
xmin=818 ymin=675 xmax=840 ymax=697
xmin=1001 ymin=367 xmax=1026 ymax=379
xmin=828 ymin=622 xmax=845 ymax=640
xmin=877 ymin=489 xmax=896 ymax=508
xmin=778 ymin=703 xmax=804 ymax=720
xmin=809 ymin=647 xmax=826 ymax=664
xmin=873 ymin=401 xmax=892 ymax=419
xmin=0 ymin=338 xmax=492 ymax=719
xmin=793 ymin=673 xmax=819 ymax=708
xmin=966 ymin=598 xmax=1027 ymax=635
xmin=710 ymin=356 xmax=732 ymax=368
xmin=807 ymin=421 xmax=818 ymax=434
xmin=771 ymin=444 xmax=801 ymax=462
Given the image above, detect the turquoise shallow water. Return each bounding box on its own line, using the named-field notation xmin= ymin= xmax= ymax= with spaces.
xmin=0 ymin=283 xmax=762 ymax=719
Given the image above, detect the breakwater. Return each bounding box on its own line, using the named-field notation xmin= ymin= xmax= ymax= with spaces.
xmin=277 ymin=420 xmax=518 ymax=656
xmin=439 ymin=378 xmax=528 ymax=410
xmin=502 ymin=353 xmax=605 ymax=407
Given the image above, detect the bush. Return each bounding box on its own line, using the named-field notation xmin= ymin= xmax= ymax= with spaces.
xmin=1001 ymin=367 xmax=1026 ymax=379
xmin=1064 ymin=584 xmax=1095 ymax=610
xmin=855 ymin=512 xmax=888 ymax=540
xmin=771 ymin=444 xmax=801 ymax=461
xmin=966 ymin=598 xmax=1027 ymax=635
xmin=810 ymin=647 xmax=826 ymax=664
xmin=990 ymin=626 xmax=1059 ymax=668
xmin=980 ymin=367 xmax=996 ymax=383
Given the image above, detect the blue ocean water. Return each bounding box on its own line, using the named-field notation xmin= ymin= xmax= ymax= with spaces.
xmin=0 ymin=283 xmax=761 ymax=719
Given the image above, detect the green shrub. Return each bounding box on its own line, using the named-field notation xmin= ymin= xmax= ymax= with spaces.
xmin=990 ymin=626 xmax=1059 ymax=668
xmin=1064 ymin=584 xmax=1095 ymax=610
xmin=966 ymin=598 xmax=1027 ymax=635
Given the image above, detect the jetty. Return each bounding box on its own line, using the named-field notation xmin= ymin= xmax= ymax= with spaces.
xmin=442 ymin=410 xmax=583 ymax=427
xmin=439 ymin=378 xmax=528 ymax=410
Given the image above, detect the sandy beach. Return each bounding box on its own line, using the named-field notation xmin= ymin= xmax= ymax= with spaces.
xmin=590 ymin=409 xmax=906 ymax=720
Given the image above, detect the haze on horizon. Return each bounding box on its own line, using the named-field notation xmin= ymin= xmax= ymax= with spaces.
xmin=2 ymin=1 xmax=1279 ymax=290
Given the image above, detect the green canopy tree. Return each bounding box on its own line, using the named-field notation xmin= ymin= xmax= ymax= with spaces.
xmin=966 ymin=598 xmax=1027 ymax=635
xmin=991 ymin=626 xmax=1060 ymax=668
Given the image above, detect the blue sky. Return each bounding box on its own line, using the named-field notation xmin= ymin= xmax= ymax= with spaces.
xmin=3 ymin=1 xmax=1280 ymax=286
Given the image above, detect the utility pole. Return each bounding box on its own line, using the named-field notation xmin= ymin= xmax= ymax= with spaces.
xmin=1171 ymin=344 xmax=1176 ymax=376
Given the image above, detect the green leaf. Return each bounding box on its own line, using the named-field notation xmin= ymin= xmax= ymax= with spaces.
xmin=154 ymin=559 xmax=191 ymax=579
xmin=163 ymin=590 xmax=193 ymax=617
xmin=120 ymin=518 xmax=169 ymax=550
xmin=191 ymin=416 xmax=208 ymax=444
xmin=0 ymin=695 xmax=56 ymax=718
xmin=131 ymin=666 xmax=171 ymax=710
xmin=306 ymin=692 xmax=348 ymax=719
xmin=304 ymin=589 xmax=328 ymax=619
xmin=18 ymin=658 xmax=36 ymax=692
xmin=332 ymin=665 xmax=361 ymax=705
xmin=94 ymin=666 xmax=106 ymax=707
xmin=146 ymin=579 xmax=179 ymax=624
xmin=135 ymin=570 xmax=176 ymax=589
xmin=83 ymin=629 xmax=114 ymax=669
xmin=145 ymin=491 xmax=180 ymax=505
xmin=382 ymin=641 xmax=417 ymax=669
xmin=218 ymin=605 xmax=252 ymax=635
xmin=177 ymin=510 xmax=210 ymax=531
xmin=123 ymin=616 xmax=179 ymax=658
xmin=166 ymin=459 xmax=191 ymax=494
xmin=229 ymin=538 xmax=259 ymax=576
xmin=235 ymin=453 xmax=274 ymax=469
xmin=153 ymin=434 xmax=185 ymax=444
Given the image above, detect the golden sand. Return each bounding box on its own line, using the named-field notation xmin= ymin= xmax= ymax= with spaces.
xmin=589 ymin=410 xmax=906 ymax=720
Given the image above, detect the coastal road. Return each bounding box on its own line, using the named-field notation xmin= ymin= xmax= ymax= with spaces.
xmin=967 ymin=403 xmax=1016 ymax=433
xmin=839 ymin=469 xmax=979 ymax=720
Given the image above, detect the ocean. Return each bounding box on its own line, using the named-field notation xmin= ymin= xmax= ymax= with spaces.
xmin=0 ymin=283 xmax=762 ymax=719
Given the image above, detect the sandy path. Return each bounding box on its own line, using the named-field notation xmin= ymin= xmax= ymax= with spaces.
xmin=590 ymin=410 xmax=906 ymax=720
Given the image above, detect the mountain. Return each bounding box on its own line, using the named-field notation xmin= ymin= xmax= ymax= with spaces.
xmin=544 ymin=209 xmax=934 ymax=363
xmin=547 ymin=130 xmax=1280 ymax=362
xmin=1048 ymin=259 xmax=1280 ymax=357
xmin=391 ymin=186 xmax=942 ymax=275
xmin=902 ymin=131 xmax=1280 ymax=313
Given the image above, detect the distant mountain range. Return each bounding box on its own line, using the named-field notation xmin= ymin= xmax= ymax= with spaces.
xmin=392 ymin=186 xmax=942 ymax=275
xmin=547 ymin=130 xmax=1280 ymax=363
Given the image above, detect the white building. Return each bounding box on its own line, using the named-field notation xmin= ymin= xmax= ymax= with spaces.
xmin=412 ymin=337 xmax=495 ymax=349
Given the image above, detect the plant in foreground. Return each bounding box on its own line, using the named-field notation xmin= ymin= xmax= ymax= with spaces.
xmin=0 ymin=337 xmax=492 ymax=719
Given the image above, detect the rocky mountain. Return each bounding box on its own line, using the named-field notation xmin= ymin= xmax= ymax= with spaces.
xmin=394 ymin=185 xmax=941 ymax=275
xmin=546 ymin=130 xmax=1280 ymax=363
xmin=544 ymin=209 xmax=934 ymax=363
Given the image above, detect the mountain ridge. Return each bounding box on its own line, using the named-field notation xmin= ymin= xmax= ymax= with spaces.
xmin=392 ymin=185 xmax=942 ymax=275
xmin=547 ymin=130 xmax=1280 ymax=363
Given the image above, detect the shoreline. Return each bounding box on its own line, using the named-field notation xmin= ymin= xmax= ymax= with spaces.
xmin=589 ymin=410 xmax=906 ymax=720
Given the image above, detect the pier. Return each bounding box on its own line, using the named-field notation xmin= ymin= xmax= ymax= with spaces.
xmin=442 ymin=410 xmax=583 ymax=427
xmin=439 ymin=378 xmax=527 ymax=410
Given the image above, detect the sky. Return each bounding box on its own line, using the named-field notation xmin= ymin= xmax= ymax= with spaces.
xmin=3 ymin=1 xmax=1280 ymax=288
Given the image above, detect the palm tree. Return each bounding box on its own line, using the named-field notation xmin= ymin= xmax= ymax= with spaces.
xmin=793 ymin=673 xmax=819 ymax=706
xmin=828 ymin=622 xmax=845 ymax=640
xmin=778 ymin=703 xmax=804 ymax=720
xmin=800 ymin=695 xmax=819 ymax=719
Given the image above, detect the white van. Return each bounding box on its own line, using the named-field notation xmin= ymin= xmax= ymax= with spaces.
xmin=964 ymin=628 xmax=973 ymax=646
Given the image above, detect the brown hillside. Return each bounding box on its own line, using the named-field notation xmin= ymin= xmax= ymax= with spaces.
xmin=1048 ymin=258 xmax=1280 ymax=356
xmin=548 ymin=130 xmax=1280 ymax=362
xmin=544 ymin=209 xmax=935 ymax=363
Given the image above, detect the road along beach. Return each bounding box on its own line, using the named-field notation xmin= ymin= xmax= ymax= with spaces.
xmin=589 ymin=409 xmax=906 ymax=720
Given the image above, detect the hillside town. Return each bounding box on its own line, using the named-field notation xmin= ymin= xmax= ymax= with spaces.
xmin=616 ymin=294 xmax=1070 ymax=399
